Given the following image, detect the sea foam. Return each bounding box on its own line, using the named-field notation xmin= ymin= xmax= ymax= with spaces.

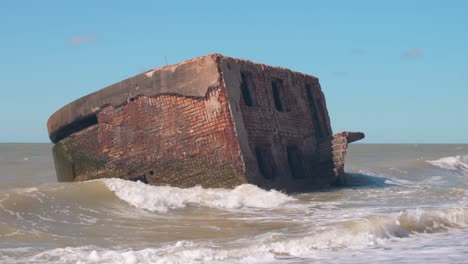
xmin=10 ymin=207 xmax=468 ymax=264
xmin=426 ymin=155 xmax=468 ymax=174
xmin=103 ymin=179 xmax=294 ymax=213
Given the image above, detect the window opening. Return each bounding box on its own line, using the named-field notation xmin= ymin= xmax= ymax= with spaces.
xmin=272 ymin=78 xmax=287 ymax=112
xmin=306 ymin=84 xmax=324 ymax=139
xmin=240 ymin=72 xmax=257 ymax=107
xmin=287 ymin=145 xmax=305 ymax=179
xmin=255 ymin=145 xmax=276 ymax=180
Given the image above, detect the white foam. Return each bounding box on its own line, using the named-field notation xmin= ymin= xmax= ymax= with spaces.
xmin=4 ymin=207 xmax=468 ymax=264
xmin=427 ymin=155 xmax=468 ymax=174
xmin=103 ymin=179 xmax=294 ymax=213
xmin=13 ymin=245 xmax=275 ymax=264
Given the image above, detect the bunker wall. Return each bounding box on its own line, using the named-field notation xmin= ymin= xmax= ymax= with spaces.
xmin=220 ymin=57 xmax=335 ymax=191
xmin=52 ymin=55 xmax=246 ymax=188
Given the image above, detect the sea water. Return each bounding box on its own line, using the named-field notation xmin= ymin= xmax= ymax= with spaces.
xmin=1 ymin=144 xmax=467 ymax=263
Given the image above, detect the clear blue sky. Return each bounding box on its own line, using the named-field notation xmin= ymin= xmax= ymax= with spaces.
xmin=1 ymin=0 xmax=467 ymax=143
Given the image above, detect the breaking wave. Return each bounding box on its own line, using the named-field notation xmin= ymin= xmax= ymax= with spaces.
xmin=426 ymin=155 xmax=468 ymax=174
xmin=103 ymin=178 xmax=295 ymax=213
xmin=4 ymin=206 xmax=467 ymax=264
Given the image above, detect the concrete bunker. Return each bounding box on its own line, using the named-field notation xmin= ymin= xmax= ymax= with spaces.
xmin=47 ymin=54 xmax=364 ymax=192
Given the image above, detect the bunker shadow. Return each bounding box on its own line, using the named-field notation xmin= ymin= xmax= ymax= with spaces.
xmin=332 ymin=172 xmax=400 ymax=190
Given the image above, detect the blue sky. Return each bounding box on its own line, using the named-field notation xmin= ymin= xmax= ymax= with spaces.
xmin=0 ymin=0 xmax=467 ymax=143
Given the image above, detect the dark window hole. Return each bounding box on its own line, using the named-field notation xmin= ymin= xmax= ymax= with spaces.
xmin=287 ymin=145 xmax=305 ymax=179
xmin=305 ymin=84 xmax=324 ymax=139
xmin=255 ymin=145 xmax=276 ymax=180
xmin=240 ymin=72 xmax=257 ymax=107
xmin=272 ymin=78 xmax=287 ymax=112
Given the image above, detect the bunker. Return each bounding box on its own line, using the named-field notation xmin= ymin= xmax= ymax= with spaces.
xmin=47 ymin=54 xmax=364 ymax=192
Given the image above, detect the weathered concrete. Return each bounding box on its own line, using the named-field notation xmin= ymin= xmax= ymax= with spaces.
xmin=47 ymin=54 xmax=364 ymax=192
xmin=48 ymin=55 xmax=220 ymax=143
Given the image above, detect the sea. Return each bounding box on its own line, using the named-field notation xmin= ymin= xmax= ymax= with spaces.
xmin=1 ymin=143 xmax=468 ymax=264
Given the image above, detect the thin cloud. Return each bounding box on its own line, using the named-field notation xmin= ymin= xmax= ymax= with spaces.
xmin=401 ymin=49 xmax=423 ymax=59
xmin=69 ymin=34 xmax=97 ymax=46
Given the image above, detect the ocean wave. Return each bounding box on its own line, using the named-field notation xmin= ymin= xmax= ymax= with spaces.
xmin=426 ymin=155 xmax=468 ymax=174
xmin=4 ymin=206 xmax=467 ymax=264
xmin=103 ymin=179 xmax=295 ymax=213
xmin=2 ymin=245 xmax=277 ymax=264
xmin=352 ymin=170 xmax=416 ymax=187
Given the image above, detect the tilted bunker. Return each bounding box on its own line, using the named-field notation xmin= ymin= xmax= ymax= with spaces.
xmin=47 ymin=54 xmax=364 ymax=192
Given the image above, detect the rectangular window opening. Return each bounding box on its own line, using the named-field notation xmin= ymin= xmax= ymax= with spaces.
xmin=306 ymin=84 xmax=324 ymax=139
xmin=272 ymin=78 xmax=287 ymax=112
xmin=240 ymin=72 xmax=257 ymax=107
xmin=287 ymin=145 xmax=305 ymax=179
xmin=255 ymin=145 xmax=276 ymax=180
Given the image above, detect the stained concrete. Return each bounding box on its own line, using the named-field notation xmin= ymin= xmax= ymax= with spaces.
xmin=47 ymin=54 xmax=364 ymax=192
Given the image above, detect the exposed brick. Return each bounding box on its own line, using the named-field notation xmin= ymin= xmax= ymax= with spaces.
xmin=48 ymin=54 xmax=364 ymax=192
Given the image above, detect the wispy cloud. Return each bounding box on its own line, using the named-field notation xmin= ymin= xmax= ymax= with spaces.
xmin=69 ymin=34 xmax=97 ymax=46
xmin=401 ymin=48 xmax=423 ymax=59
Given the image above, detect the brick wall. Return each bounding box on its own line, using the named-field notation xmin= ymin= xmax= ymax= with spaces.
xmin=50 ymin=54 xmax=359 ymax=192
xmin=54 ymin=85 xmax=246 ymax=188
xmin=221 ymin=58 xmax=336 ymax=190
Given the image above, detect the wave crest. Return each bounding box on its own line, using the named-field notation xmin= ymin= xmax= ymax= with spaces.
xmin=9 ymin=207 xmax=468 ymax=264
xmin=426 ymin=155 xmax=468 ymax=174
xmin=103 ymin=179 xmax=295 ymax=213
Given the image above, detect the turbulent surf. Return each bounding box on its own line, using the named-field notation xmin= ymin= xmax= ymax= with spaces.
xmin=1 ymin=144 xmax=468 ymax=263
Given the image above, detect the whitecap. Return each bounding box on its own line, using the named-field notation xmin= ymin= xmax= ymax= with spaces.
xmin=4 ymin=207 xmax=468 ymax=264
xmin=103 ymin=179 xmax=295 ymax=213
xmin=426 ymin=155 xmax=468 ymax=174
